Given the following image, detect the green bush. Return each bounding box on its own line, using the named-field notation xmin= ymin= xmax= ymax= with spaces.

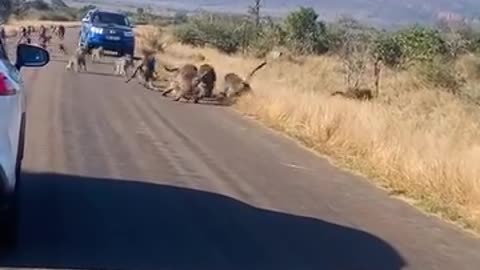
xmin=173 ymin=16 xmax=245 ymax=54
xmin=247 ymin=21 xmax=286 ymax=57
xmin=326 ymin=16 xmax=378 ymax=54
xmin=372 ymin=26 xmax=448 ymax=68
xmin=0 ymin=0 xmax=13 ymax=23
xmin=395 ymin=26 xmax=447 ymax=63
xmin=283 ymin=7 xmax=328 ymax=54
xmin=416 ymin=57 xmax=464 ymax=94
xmin=39 ymin=12 xmax=73 ymax=21
xmin=372 ymin=33 xmax=403 ymax=67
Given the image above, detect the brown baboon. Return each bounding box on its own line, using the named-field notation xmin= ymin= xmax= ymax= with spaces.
xmin=161 ymin=64 xmax=207 ymax=103
xmin=196 ymin=63 xmax=216 ymax=99
xmin=66 ymin=46 xmax=88 ymax=72
xmin=91 ymin=47 xmax=104 ymax=63
xmin=57 ymin=24 xmax=65 ymax=40
xmin=219 ymin=60 xmax=267 ymax=103
xmin=58 ymin=43 xmax=67 ymax=54
xmin=331 ymin=88 xmax=373 ymax=101
xmin=39 ymin=35 xmax=52 ymax=49
xmin=268 ymin=50 xmax=283 ymax=60
xmin=113 ymin=54 xmax=134 ymax=77
xmin=17 ymin=27 xmax=30 ymax=45
xmin=125 ymin=50 xmax=158 ymax=90
xmin=38 ymin=25 xmax=47 ymax=41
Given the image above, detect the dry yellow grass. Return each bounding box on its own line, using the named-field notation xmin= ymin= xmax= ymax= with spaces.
xmin=139 ymin=25 xmax=480 ymax=232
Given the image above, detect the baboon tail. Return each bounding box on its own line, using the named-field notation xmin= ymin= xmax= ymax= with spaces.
xmin=163 ymin=65 xmax=179 ymax=72
xmin=331 ymin=91 xmax=346 ymax=96
xmin=245 ymin=60 xmax=267 ymax=83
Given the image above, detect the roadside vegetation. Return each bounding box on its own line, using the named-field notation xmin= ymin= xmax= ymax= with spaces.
xmin=3 ymin=0 xmax=480 ymax=233
xmin=1 ymin=0 xmax=175 ymax=25
xmin=137 ymin=2 xmax=480 ymax=233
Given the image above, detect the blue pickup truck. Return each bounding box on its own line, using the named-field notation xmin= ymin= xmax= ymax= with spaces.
xmin=79 ymin=9 xmax=135 ymax=57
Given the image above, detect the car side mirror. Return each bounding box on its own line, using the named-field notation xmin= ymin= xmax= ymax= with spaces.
xmin=15 ymin=44 xmax=50 ymax=70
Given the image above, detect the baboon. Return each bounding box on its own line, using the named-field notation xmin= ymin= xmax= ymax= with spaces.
xmin=219 ymin=60 xmax=267 ymax=103
xmin=91 ymin=47 xmax=104 ymax=63
xmin=113 ymin=54 xmax=134 ymax=77
xmin=161 ymin=64 xmax=207 ymax=102
xmin=39 ymin=35 xmax=52 ymax=49
xmin=57 ymin=24 xmax=65 ymax=40
xmin=331 ymin=59 xmax=382 ymax=101
xmin=330 ymin=88 xmax=373 ymax=101
xmin=58 ymin=43 xmax=67 ymax=55
xmin=39 ymin=25 xmax=47 ymax=39
xmin=268 ymin=50 xmax=283 ymax=60
xmin=17 ymin=27 xmax=30 ymax=45
xmin=125 ymin=51 xmax=157 ymax=90
xmin=196 ymin=63 xmax=216 ymax=99
xmin=66 ymin=46 xmax=88 ymax=72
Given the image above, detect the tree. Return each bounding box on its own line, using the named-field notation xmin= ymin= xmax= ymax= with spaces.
xmin=0 ymin=0 xmax=13 ymax=23
xmin=174 ymin=11 xmax=188 ymax=25
xmin=284 ymin=7 xmax=328 ymax=54
xmin=435 ymin=18 xmax=471 ymax=58
xmin=248 ymin=0 xmax=261 ymax=28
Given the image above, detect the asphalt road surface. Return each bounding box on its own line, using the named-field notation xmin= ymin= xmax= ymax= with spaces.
xmin=0 ymin=28 xmax=479 ymax=270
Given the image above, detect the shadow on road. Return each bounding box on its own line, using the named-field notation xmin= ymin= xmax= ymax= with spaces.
xmin=0 ymin=172 xmax=406 ymax=270
xmin=80 ymin=71 xmax=121 ymax=78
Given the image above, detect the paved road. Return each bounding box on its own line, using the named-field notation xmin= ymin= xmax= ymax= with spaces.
xmin=0 ymin=28 xmax=479 ymax=270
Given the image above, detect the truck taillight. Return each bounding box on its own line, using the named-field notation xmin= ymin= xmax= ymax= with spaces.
xmin=0 ymin=73 xmax=16 ymax=96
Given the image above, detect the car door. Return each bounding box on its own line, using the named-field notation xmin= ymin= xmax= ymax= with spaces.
xmin=0 ymin=46 xmax=23 ymax=188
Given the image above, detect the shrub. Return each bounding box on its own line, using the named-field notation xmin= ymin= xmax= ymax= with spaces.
xmin=416 ymin=57 xmax=464 ymax=94
xmin=173 ymin=16 xmax=244 ymax=54
xmin=38 ymin=12 xmax=74 ymax=21
xmin=326 ymin=15 xmax=378 ymax=53
xmin=395 ymin=25 xmax=447 ymax=64
xmin=174 ymin=23 xmax=207 ymax=46
xmin=373 ymin=26 xmax=448 ymax=68
xmin=173 ymin=11 xmax=188 ymax=25
xmin=372 ymin=33 xmax=403 ymax=67
xmin=283 ymin=7 xmax=329 ymax=55
xmin=248 ymin=21 xmax=286 ymax=57
xmin=0 ymin=0 xmax=13 ymax=23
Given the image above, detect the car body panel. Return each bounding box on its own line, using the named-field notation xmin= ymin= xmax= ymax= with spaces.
xmin=0 ymin=58 xmax=24 ymax=193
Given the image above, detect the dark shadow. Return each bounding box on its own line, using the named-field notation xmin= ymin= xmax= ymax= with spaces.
xmin=81 ymin=71 xmax=120 ymax=78
xmin=0 ymin=172 xmax=407 ymax=270
xmin=49 ymin=58 xmax=115 ymax=66
xmin=49 ymin=58 xmax=69 ymax=64
xmin=89 ymin=60 xmax=117 ymax=66
xmin=196 ymin=97 xmax=230 ymax=106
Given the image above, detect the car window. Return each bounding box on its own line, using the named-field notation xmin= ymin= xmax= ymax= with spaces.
xmin=93 ymin=12 xmax=129 ymax=26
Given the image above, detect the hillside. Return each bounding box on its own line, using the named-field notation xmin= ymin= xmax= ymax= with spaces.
xmin=66 ymin=0 xmax=480 ymax=27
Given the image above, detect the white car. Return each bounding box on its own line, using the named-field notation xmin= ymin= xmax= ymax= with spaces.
xmin=0 ymin=38 xmax=50 ymax=246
